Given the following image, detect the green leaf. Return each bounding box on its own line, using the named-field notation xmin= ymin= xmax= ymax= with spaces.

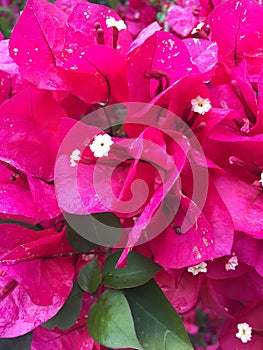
xmin=0 ymin=7 xmax=16 ymax=19
xmin=109 ymin=0 xmax=119 ymax=9
xmin=88 ymin=289 xmax=142 ymax=349
xmin=124 ymin=280 xmax=194 ymax=350
xmin=78 ymin=257 xmax=102 ymax=293
xmin=64 ymin=212 xmax=121 ymax=247
xmin=0 ymin=332 xmax=33 ymax=348
xmin=0 ymin=219 xmax=43 ymax=231
xmin=0 ymin=16 xmax=12 ymax=39
xmin=103 ymin=250 xmax=161 ymax=289
xmin=42 ymin=282 xmax=83 ymax=330
xmin=66 ymin=223 xmax=97 ymax=253
xmin=157 ymin=12 xmax=166 ymax=23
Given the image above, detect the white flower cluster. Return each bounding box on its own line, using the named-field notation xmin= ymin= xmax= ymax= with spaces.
xmin=225 ymin=255 xmax=239 ymax=271
xmin=89 ymin=134 xmax=114 ymax=158
xmin=191 ymin=96 xmax=212 ymax=115
xmin=70 ymin=149 xmax=81 ymax=167
xmin=236 ymin=322 xmax=252 ymax=343
xmin=187 ymin=262 xmax=207 ymax=276
xmin=106 ymin=17 xmax=127 ymax=31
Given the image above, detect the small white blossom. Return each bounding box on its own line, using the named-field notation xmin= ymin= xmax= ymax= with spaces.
xmin=236 ymin=322 xmax=252 ymax=343
xmin=90 ymin=134 xmax=114 ymax=158
xmin=191 ymin=21 xmax=205 ymax=35
xmin=225 ymin=255 xmax=239 ymax=271
xmin=259 ymin=172 xmax=263 ymax=186
xmin=106 ymin=17 xmax=127 ymax=31
xmin=191 ymin=96 xmax=212 ymax=115
xmin=70 ymin=149 xmax=81 ymax=167
xmin=187 ymin=262 xmax=207 ymax=276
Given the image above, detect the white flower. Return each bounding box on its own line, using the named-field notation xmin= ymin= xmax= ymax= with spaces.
xmin=187 ymin=262 xmax=207 ymax=276
xmin=106 ymin=17 xmax=127 ymax=31
xmin=70 ymin=149 xmax=81 ymax=167
xmin=191 ymin=21 xmax=205 ymax=35
xmin=90 ymin=134 xmax=114 ymax=158
xmin=225 ymin=255 xmax=239 ymax=271
xmin=236 ymin=322 xmax=252 ymax=343
xmin=191 ymin=96 xmax=212 ymax=115
xmin=259 ymin=172 xmax=263 ymax=186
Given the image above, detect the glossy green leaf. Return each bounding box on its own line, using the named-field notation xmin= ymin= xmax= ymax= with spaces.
xmin=103 ymin=250 xmax=161 ymax=289
xmin=64 ymin=212 xmax=121 ymax=247
xmin=109 ymin=0 xmax=118 ymax=9
xmin=78 ymin=257 xmax=102 ymax=293
xmin=0 ymin=17 xmax=11 ymax=39
xmin=124 ymin=280 xmax=194 ymax=350
xmin=42 ymin=282 xmax=82 ymax=330
xmin=0 ymin=7 xmax=16 ymax=19
xmin=88 ymin=289 xmax=142 ymax=349
xmin=66 ymin=223 xmax=97 ymax=253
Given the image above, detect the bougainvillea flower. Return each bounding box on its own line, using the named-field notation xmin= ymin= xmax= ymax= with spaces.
xmin=0 ymin=87 xmax=64 ymax=219
xmin=203 ymin=260 xmax=263 ymax=316
xmin=202 ymin=179 xmax=234 ymax=258
xmin=0 ymin=70 xmax=10 ymax=106
xmin=208 ymin=0 xmax=263 ymax=75
xmin=56 ymin=1 xmax=132 ymax=104
xmin=0 ymin=42 xmax=13 ymax=104
xmin=58 ymin=122 xmax=184 ymax=222
xmin=3 ymin=0 xmax=263 ymax=346
xmin=232 ymin=231 xmax=263 ymax=278
xmin=60 ymin=2 xmax=132 ymax=59
xmin=0 ymin=162 xmax=60 ymax=220
xmin=31 ymin=294 xmax=103 ymax=350
xmin=56 ymin=113 xmax=193 ymax=267
xmin=216 ymin=173 xmax=263 ymax=238
xmin=150 ymin=193 xmax=214 ymax=269
xmin=54 ymin=0 xmax=88 ymax=15
xmin=117 ymin=0 xmax=156 ymax=38
xmin=200 ymin=125 xmax=263 ymax=238
xmin=209 ymin=83 xmax=247 ymax=119
xmin=155 ymin=268 xmax=204 ymax=314
xmin=0 ymin=40 xmax=19 ymax=77
xmin=127 ymin=24 xmax=198 ymax=102
xmin=0 ymin=40 xmax=29 ymax=104
xmin=166 ymin=5 xmax=198 ymax=37
xmin=153 ymin=76 xmax=211 ymax=124
xmin=182 ymin=38 xmax=218 ymax=82
xmin=60 ymin=45 xmax=129 ymax=104
xmin=9 ymin=0 xmax=68 ymax=90
xmin=0 ymin=86 xmax=65 ymax=181
xmin=151 ymin=176 xmax=233 ymax=290
xmin=230 ymin=60 xmax=258 ymax=118
xmin=0 ymin=224 xmax=74 ymax=337
xmin=201 ymin=108 xmax=263 ymax=174
xmin=9 ymin=0 xmax=131 ymax=105
xmin=32 ymin=323 xmax=99 ymax=350
xmin=219 ymin=302 xmax=263 ymax=349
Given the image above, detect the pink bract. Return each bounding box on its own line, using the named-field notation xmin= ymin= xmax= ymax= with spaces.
xmin=0 ymin=224 xmax=74 ymax=337
xmin=9 ymin=0 xmax=67 ymax=89
xmin=208 ymin=0 xmax=263 ymax=75
xmin=166 ymin=5 xmax=197 ymax=37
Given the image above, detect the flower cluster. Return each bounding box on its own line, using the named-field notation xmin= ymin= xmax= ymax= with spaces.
xmin=1 ymin=0 xmax=263 ymax=348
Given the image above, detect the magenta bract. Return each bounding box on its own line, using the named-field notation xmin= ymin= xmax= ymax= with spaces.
xmin=9 ymin=0 xmax=67 ymax=89
xmin=0 ymin=225 xmax=74 ymax=337
xmin=208 ymin=0 xmax=263 ymax=75
xmin=166 ymin=5 xmax=197 ymax=37
xmin=127 ymin=29 xmax=197 ymax=101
